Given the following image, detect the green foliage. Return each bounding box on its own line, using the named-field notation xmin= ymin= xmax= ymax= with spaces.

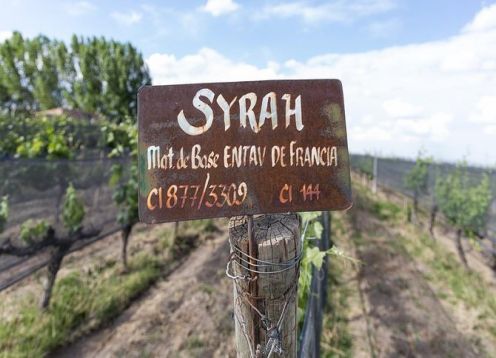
xmin=103 ymin=119 xmax=137 ymax=159
xmin=300 ymin=211 xmax=323 ymax=238
xmin=0 ymin=196 xmax=8 ymax=233
xmin=435 ymin=162 xmax=492 ymax=236
xmin=404 ymin=153 xmax=432 ymax=196
xmin=113 ymin=166 xmax=139 ymax=227
xmin=297 ymin=213 xmax=323 ymax=323
xmin=371 ymin=200 xmax=402 ymax=221
xmin=0 ymin=31 xmax=151 ymax=119
xmin=297 ymin=212 xmax=358 ymax=326
xmin=354 ymin=180 xmax=402 ymax=222
xmin=353 ymin=154 xmax=374 ymax=179
xmin=0 ymin=113 xmax=143 ymax=159
xmin=108 ymin=119 xmax=139 ymax=228
xmin=0 ymin=114 xmax=112 ymax=158
xmin=62 ymin=184 xmax=85 ymax=234
xmin=19 ymin=220 xmax=49 ymax=244
xmin=0 ymin=252 xmax=162 ymax=357
xmin=396 ymin=232 xmax=496 ymax=339
xmin=321 ymin=242 xmax=353 ymax=357
xmin=304 ymin=246 xmax=327 ymax=270
xmin=15 ymin=118 xmax=72 ymax=159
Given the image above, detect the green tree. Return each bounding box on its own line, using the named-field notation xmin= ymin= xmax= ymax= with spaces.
xmin=67 ymin=35 xmax=151 ymax=120
xmin=31 ymin=36 xmax=63 ymax=110
xmin=435 ymin=163 xmax=492 ymax=268
xmin=0 ymin=32 xmax=151 ymax=119
xmin=404 ymin=153 xmax=431 ymax=223
xmin=0 ymin=32 xmax=35 ymax=113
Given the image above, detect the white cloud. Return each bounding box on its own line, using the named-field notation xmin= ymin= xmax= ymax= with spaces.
xmin=463 ymin=3 xmax=496 ymax=32
xmin=395 ymin=113 xmax=452 ymax=141
xmin=111 ymin=10 xmax=142 ymax=25
xmin=64 ymin=1 xmax=96 ymax=16
xmin=148 ymin=48 xmax=279 ymax=84
xmin=383 ymin=99 xmax=423 ymax=118
xmin=256 ymin=0 xmax=396 ymax=23
xmin=353 ymin=125 xmax=392 ymax=141
xmin=146 ymin=4 xmax=496 ymax=164
xmin=470 ymin=96 xmax=496 ymax=124
xmin=484 ymin=125 xmax=496 ymax=135
xmin=0 ymin=31 xmax=13 ymax=42
xmin=202 ymin=0 xmax=239 ymax=16
xmin=469 ymin=96 xmax=496 ymax=135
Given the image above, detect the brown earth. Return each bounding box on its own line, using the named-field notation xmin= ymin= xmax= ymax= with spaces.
xmin=52 ymin=226 xmax=236 ymax=358
xmin=350 ymin=209 xmax=479 ymax=357
xmin=2 ymin=178 xmax=495 ymax=357
xmin=0 ymin=222 xmax=172 ymax=317
xmin=330 ymin=180 xmax=496 ymax=357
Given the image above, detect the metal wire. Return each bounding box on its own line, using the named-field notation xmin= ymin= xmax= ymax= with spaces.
xmin=227 ymin=213 xmax=302 ymax=358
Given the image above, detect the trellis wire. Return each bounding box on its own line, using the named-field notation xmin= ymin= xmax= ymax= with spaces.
xmin=227 ymin=213 xmax=331 ymax=358
xmin=228 ymin=214 xmax=302 ymax=358
xmin=0 ymin=156 xmax=131 ymax=291
xmin=351 ymin=154 xmax=496 ymax=258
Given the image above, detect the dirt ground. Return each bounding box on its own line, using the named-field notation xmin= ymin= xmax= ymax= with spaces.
xmin=330 ymin=182 xmax=496 ymax=358
xmin=3 ymin=181 xmax=495 ymax=357
xmin=0 ymin=222 xmax=172 ymax=317
xmin=351 ymin=211 xmax=479 ymax=357
xmin=52 ymin=226 xmax=236 ymax=358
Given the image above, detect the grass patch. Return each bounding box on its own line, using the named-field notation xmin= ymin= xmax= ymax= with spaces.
xmin=354 ymin=183 xmax=402 ymax=222
xmin=321 ymin=252 xmax=353 ymax=357
xmin=185 ymin=336 xmax=205 ymax=350
xmin=0 ymin=224 xmax=199 ymax=358
xmin=0 ymin=252 xmax=162 ymax=358
xmin=181 ymin=219 xmax=220 ymax=234
xmin=402 ymin=233 xmax=496 ymax=325
xmin=320 ymin=213 xmax=353 ymax=357
xmin=357 ymin=180 xmax=496 ymax=339
xmin=199 ymin=283 xmax=216 ymax=295
xmin=370 ymin=200 xmax=402 ymax=221
xmin=353 ymin=178 xmax=496 ymax=342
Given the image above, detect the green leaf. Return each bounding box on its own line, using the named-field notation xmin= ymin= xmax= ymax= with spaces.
xmin=313 ymin=221 xmax=323 ymax=239
xmin=404 ymin=152 xmax=432 ymax=195
xmin=305 ymin=246 xmax=326 ymax=270
xmin=62 ymin=184 xmax=85 ymax=234
xmin=435 ymin=162 xmax=492 ymax=235
xmin=327 ymin=246 xmax=361 ymax=264
xmin=20 ymin=220 xmax=49 ymax=244
xmin=299 ymin=211 xmax=321 ymax=224
xmin=0 ymin=196 xmax=8 ymax=233
xmin=109 ymin=164 xmax=123 ymax=187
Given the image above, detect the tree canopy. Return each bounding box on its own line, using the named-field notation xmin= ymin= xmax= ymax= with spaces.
xmin=435 ymin=163 xmax=492 ymax=237
xmin=404 ymin=154 xmax=431 ymax=197
xmin=0 ymin=32 xmax=151 ymax=120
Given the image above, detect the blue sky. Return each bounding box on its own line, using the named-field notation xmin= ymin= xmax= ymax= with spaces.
xmin=0 ymin=0 xmax=486 ymax=62
xmin=1 ymin=0 xmax=496 ymax=165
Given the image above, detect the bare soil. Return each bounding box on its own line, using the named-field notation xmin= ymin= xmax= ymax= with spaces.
xmin=330 ymin=180 xmax=496 ymax=357
xmin=379 ymin=183 xmax=496 ymax=286
xmin=0 ymin=222 xmax=172 ymax=317
xmin=351 ymin=209 xmax=479 ymax=357
xmin=3 ymin=179 xmax=495 ymax=357
xmin=52 ymin=227 xmax=236 ymax=358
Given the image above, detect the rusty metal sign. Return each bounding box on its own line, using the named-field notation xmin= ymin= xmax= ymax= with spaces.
xmin=138 ymin=79 xmax=352 ymax=223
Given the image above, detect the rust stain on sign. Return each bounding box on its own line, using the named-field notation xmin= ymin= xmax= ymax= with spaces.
xmin=138 ymin=79 xmax=352 ymax=223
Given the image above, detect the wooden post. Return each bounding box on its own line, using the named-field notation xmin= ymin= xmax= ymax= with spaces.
xmin=229 ymin=213 xmax=301 ymax=358
xmin=492 ymin=239 xmax=496 ymax=271
xmin=372 ymin=156 xmax=378 ymax=194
